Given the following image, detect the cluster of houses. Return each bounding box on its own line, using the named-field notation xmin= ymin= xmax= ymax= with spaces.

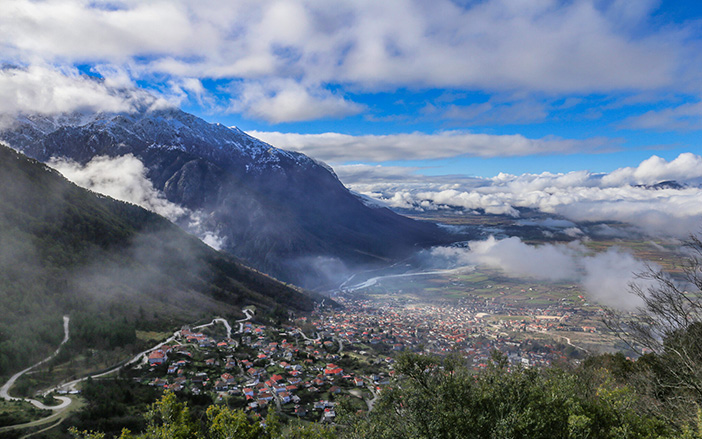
xmin=317 ymin=295 xmax=601 ymax=369
xmin=134 ymin=284 xmax=604 ymax=422
xmin=138 ymin=320 xmax=383 ymax=419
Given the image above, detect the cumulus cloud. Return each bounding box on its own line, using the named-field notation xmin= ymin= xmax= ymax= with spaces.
xmin=231 ymin=80 xmax=364 ymax=123
xmin=0 ymin=0 xmax=697 ymax=122
xmin=433 ymin=236 xmax=581 ymax=281
xmin=1 ymin=0 xmax=679 ymax=90
xmin=48 ymin=154 xmax=187 ymax=221
xmin=602 ymin=153 xmax=702 ymax=186
xmin=431 ymin=236 xmax=648 ymax=309
xmin=581 ymin=248 xmax=649 ymax=310
xmin=341 ymin=153 xmax=702 ymax=238
xmin=248 ymin=130 xmax=616 ymax=162
xmin=0 ymin=65 xmax=169 ymax=118
xmin=48 ymin=154 xmax=226 ymax=250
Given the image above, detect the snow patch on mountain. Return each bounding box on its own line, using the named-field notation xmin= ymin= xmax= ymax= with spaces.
xmin=1 ymin=109 xmax=315 ymax=172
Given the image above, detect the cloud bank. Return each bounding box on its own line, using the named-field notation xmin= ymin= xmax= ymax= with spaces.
xmin=431 ymin=236 xmax=650 ymax=310
xmin=248 ymin=130 xmax=616 ymax=161
xmin=0 ymin=0 xmax=698 ymax=122
xmin=339 ymin=153 xmax=702 ymax=237
xmin=48 ymin=154 xmax=226 ymax=250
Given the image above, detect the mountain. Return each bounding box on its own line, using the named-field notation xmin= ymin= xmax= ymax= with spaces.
xmin=0 ymin=109 xmax=455 ymax=288
xmin=0 ymin=143 xmax=320 ymax=375
xmin=635 ymin=180 xmax=685 ymax=190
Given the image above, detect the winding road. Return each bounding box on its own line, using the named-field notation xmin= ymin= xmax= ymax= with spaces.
xmin=0 ymin=316 xmax=72 ymax=410
xmin=299 ymin=329 xmax=320 ymax=342
xmin=196 ymin=317 xmax=233 ymax=338
xmin=236 ymin=309 xmax=254 ymax=334
xmin=555 ymin=334 xmax=590 ymax=354
xmin=0 ymin=310 xmax=254 ymax=435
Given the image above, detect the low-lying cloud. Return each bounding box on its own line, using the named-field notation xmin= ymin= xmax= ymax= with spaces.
xmin=48 ymin=154 xmax=226 ymax=250
xmin=431 ymin=236 xmax=650 ymax=310
xmin=340 ymin=153 xmax=702 ymax=238
xmin=49 ymin=154 xmax=187 ymax=222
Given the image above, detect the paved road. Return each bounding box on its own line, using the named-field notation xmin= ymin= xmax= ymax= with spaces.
xmin=216 ymin=318 xmax=233 ymax=338
xmin=556 ymin=334 xmax=590 ymax=354
xmin=0 ymin=316 xmax=72 ymax=410
xmin=299 ymin=329 xmax=320 ymax=342
xmin=1 ymin=310 xmax=253 ymax=434
xmin=236 ymin=309 xmax=254 ymax=333
xmin=59 ymin=314 xmax=248 ymax=395
xmin=195 ymin=317 xmax=233 ymax=338
xmin=335 ymin=337 xmax=344 ymax=354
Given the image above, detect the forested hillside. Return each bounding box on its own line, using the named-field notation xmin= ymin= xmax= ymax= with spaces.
xmin=0 ymin=144 xmax=318 ymax=376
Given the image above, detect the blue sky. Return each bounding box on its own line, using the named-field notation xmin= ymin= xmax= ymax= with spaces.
xmin=2 ymin=0 xmax=702 ymax=180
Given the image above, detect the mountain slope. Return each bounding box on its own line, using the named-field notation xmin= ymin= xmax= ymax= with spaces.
xmin=0 ymin=144 xmax=318 ymax=375
xmin=0 ymin=109 xmax=455 ymax=287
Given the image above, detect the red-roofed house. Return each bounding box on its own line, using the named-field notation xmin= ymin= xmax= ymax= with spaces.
xmin=148 ymin=350 xmax=167 ymax=366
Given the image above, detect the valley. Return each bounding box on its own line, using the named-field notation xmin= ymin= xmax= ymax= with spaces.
xmin=0 ymin=140 xmax=688 ymax=436
xmin=3 ymin=1 xmax=702 ymax=436
xmin=0 ymin=228 xmax=657 ymax=435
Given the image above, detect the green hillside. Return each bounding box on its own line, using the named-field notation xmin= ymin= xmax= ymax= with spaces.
xmin=0 ymin=144 xmax=317 ymax=376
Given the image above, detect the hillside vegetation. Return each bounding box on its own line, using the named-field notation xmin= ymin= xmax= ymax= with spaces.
xmin=0 ymin=144 xmax=317 ymax=376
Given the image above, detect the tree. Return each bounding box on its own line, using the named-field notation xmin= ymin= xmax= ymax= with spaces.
xmin=140 ymin=391 xmax=199 ymax=439
xmin=206 ymin=404 xmax=266 ymax=439
xmin=339 ymin=352 xmax=670 ymax=439
xmin=606 ymin=235 xmax=702 ymax=422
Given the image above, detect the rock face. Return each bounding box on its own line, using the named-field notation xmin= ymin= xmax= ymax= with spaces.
xmin=1 ymin=109 xmax=453 ymax=287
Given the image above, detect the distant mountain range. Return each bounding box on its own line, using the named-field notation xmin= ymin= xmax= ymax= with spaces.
xmin=0 ymin=109 xmax=455 ymax=288
xmin=0 ymin=143 xmax=320 ymax=375
xmin=635 ymin=180 xmax=685 ymax=190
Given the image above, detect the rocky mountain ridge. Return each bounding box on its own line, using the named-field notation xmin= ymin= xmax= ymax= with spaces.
xmin=0 ymin=109 xmax=454 ymax=288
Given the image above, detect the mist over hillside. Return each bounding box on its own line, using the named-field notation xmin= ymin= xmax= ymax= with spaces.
xmin=0 ymin=143 xmax=319 ymax=375
xmin=0 ymin=109 xmax=457 ymax=289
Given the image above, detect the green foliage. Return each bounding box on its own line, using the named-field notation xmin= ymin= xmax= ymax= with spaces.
xmin=71 ymin=392 xmax=335 ymax=439
xmin=206 ymin=404 xmax=266 ymax=439
xmin=71 ymin=313 xmax=137 ymax=350
xmin=282 ymin=420 xmax=337 ymax=439
xmin=0 ymin=398 xmax=50 ymax=427
xmin=340 ymin=353 xmax=672 ymax=439
xmin=0 ymin=144 xmax=316 ymax=376
xmin=68 ymin=377 xmax=160 ymax=435
xmin=68 ymin=427 xmax=107 ymax=439
xmin=141 ymin=392 xmax=200 ymax=439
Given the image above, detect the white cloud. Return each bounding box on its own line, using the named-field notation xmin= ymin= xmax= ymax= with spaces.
xmin=581 ymin=247 xmax=649 ymax=310
xmin=620 ymin=100 xmax=702 ymax=131
xmin=0 ymin=0 xmax=697 ymax=121
xmin=48 ymin=154 xmax=187 ymax=221
xmin=232 ymin=80 xmax=364 ymax=123
xmin=434 ymin=236 xmax=581 ymax=281
xmin=431 ymin=236 xmax=649 ymax=309
xmin=602 ymin=153 xmax=702 ymax=186
xmin=47 ymin=154 xmax=227 ymax=250
xmin=247 ymin=130 xmax=616 ymax=162
xmin=0 ymin=0 xmax=202 ymax=61
xmin=0 ymin=65 xmax=167 ymax=117
xmin=341 ymin=153 xmax=702 ymax=238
